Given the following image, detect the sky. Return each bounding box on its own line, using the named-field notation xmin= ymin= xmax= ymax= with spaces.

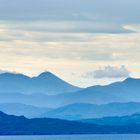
xmin=0 ymin=0 xmax=140 ymax=87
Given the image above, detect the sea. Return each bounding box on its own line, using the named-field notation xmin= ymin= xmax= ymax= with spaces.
xmin=0 ymin=135 xmax=140 ymax=140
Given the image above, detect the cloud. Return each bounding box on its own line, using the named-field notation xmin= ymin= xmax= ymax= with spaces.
xmin=0 ymin=0 xmax=139 ymax=22
xmin=0 ymin=21 xmax=140 ymax=65
xmin=0 ymin=0 xmax=140 ymax=86
xmin=0 ymin=20 xmax=132 ymax=36
xmin=84 ymin=66 xmax=130 ymax=79
xmin=0 ymin=22 xmax=140 ymax=62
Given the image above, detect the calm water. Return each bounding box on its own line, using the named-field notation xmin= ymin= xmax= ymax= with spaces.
xmin=0 ymin=135 xmax=140 ymax=140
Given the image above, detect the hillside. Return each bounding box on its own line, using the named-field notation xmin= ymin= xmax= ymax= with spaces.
xmin=80 ymin=113 xmax=140 ymax=126
xmin=0 ymin=72 xmax=81 ymax=95
xmin=0 ymin=111 xmax=140 ymax=135
xmin=41 ymin=102 xmax=140 ymax=120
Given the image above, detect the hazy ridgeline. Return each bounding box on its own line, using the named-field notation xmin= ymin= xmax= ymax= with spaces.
xmin=0 ymin=72 xmax=140 ymax=122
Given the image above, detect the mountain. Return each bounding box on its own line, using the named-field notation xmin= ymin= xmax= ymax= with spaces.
xmin=80 ymin=113 xmax=140 ymax=126
xmin=0 ymin=77 xmax=140 ymax=108
xmin=92 ymin=77 xmax=140 ymax=101
xmin=29 ymin=78 xmax=139 ymax=107
xmin=40 ymin=102 xmax=140 ymax=120
xmin=61 ymin=77 xmax=140 ymax=104
xmin=0 ymin=103 xmax=51 ymax=118
xmin=1 ymin=111 xmax=140 ymax=135
xmin=0 ymin=92 xmax=55 ymax=108
xmin=0 ymin=92 xmax=121 ymax=108
xmin=41 ymin=77 xmax=140 ymax=106
xmin=0 ymin=72 xmax=81 ymax=95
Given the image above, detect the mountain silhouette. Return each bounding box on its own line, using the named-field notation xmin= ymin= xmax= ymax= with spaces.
xmin=40 ymin=102 xmax=140 ymax=120
xmin=80 ymin=113 xmax=140 ymax=126
xmin=0 ymin=77 xmax=140 ymax=108
xmin=0 ymin=72 xmax=81 ymax=95
xmin=0 ymin=75 xmax=140 ymax=107
xmin=0 ymin=103 xmax=51 ymax=118
xmin=1 ymin=111 xmax=140 ymax=135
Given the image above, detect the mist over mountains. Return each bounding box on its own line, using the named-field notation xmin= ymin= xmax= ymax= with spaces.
xmin=0 ymin=103 xmax=51 ymax=118
xmin=0 ymin=72 xmax=81 ymax=95
xmin=0 ymin=72 xmax=139 ymax=107
xmin=0 ymin=71 xmax=140 ymax=132
xmin=0 ymin=0 xmax=140 ymax=135
xmin=41 ymin=102 xmax=140 ymax=120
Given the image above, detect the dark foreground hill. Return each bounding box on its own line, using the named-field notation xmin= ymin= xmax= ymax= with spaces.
xmin=1 ymin=111 xmax=140 ymax=135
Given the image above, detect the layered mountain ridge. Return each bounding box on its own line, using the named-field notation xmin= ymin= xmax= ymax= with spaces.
xmin=0 ymin=72 xmax=140 ymax=127
xmin=1 ymin=111 xmax=140 ymax=135
xmin=0 ymin=72 xmax=81 ymax=95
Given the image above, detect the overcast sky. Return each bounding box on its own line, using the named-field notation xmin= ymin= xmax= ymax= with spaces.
xmin=0 ymin=0 xmax=140 ymax=87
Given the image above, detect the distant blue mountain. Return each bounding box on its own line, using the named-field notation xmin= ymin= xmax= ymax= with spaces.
xmin=0 ymin=92 xmax=120 ymax=108
xmin=80 ymin=113 xmax=140 ymax=126
xmin=40 ymin=102 xmax=140 ymax=120
xmin=90 ymin=77 xmax=140 ymax=101
xmin=0 ymin=72 xmax=81 ymax=95
xmin=45 ymin=77 xmax=140 ymax=106
xmin=1 ymin=111 xmax=140 ymax=135
xmin=0 ymin=77 xmax=140 ymax=108
xmin=0 ymin=103 xmax=51 ymax=118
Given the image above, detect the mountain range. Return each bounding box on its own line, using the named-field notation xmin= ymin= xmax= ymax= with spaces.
xmin=0 ymin=72 xmax=81 ymax=95
xmin=1 ymin=102 xmax=140 ymax=120
xmin=1 ymin=111 xmax=140 ymax=135
xmin=40 ymin=102 xmax=140 ymax=120
xmin=80 ymin=113 xmax=140 ymax=126
xmin=0 ymin=72 xmax=140 ymax=134
xmin=0 ymin=103 xmax=51 ymax=118
xmin=0 ymin=72 xmax=139 ymax=108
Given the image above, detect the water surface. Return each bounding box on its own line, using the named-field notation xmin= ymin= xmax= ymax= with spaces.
xmin=0 ymin=135 xmax=140 ymax=140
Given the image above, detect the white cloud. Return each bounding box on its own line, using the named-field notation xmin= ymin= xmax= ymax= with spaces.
xmin=85 ymin=66 xmax=130 ymax=79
